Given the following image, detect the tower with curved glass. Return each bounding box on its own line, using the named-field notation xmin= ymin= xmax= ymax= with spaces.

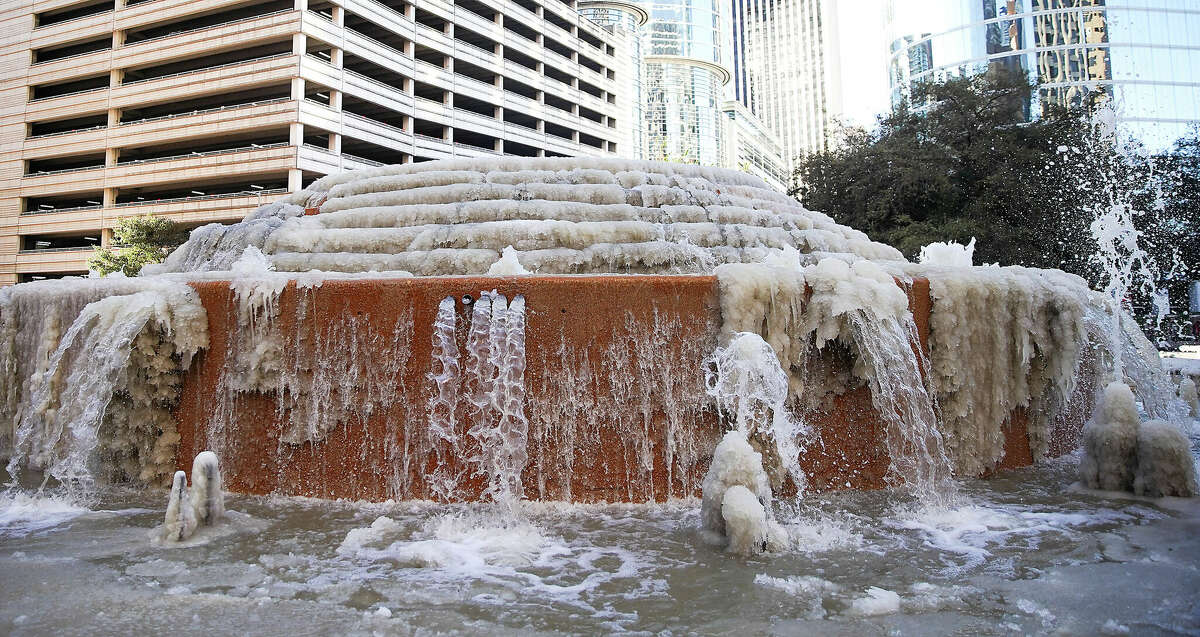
xmin=580 ymin=2 xmax=650 ymax=160
xmin=887 ymin=0 xmax=1200 ymax=147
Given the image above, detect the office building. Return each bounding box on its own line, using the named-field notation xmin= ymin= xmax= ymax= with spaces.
xmin=887 ymin=0 xmax=1200 ymax=147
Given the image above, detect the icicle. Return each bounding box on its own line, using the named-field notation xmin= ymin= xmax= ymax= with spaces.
xmin=163 ymin=471 xmax=197 ymax=542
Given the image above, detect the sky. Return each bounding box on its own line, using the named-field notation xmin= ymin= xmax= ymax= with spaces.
xmin=833 ymin=0 xmax=892 ymax=129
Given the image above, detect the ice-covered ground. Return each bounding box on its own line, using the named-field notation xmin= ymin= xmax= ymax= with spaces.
xmin=2 ymin=433 xmax=1198 ymax=636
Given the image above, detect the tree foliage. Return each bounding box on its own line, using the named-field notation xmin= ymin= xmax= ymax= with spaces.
xmin=792 ymin=69 xmax=1199 ymax=339
xmin=88 ymin=215 xmax=187 ymax=277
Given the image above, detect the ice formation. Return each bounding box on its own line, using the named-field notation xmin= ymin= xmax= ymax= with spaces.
xmin=161 ymin=452 xmax=226 ymax=542
xmin=918 ymin=238 xmax=975 ymax=268
xmin=705 ymin=332 xmax=807 ymax=491
xmin=897 ymin=264 xmax=1098 ymax=476
xmin=1177 ymin=377 xmax=1197 ymax=417
xmin=487 ymin=246 xmax=531 ymax=275
xmin=190 ymin=451 xmax=224 ymax=526
xmin=0 ymin=155 xmax=1185 ymax=513
xmin=0 ymin=277 xmax=208 ymax=497
xmin=154 ymin=158 xmax=901 ymax=276
xmin=700 ymin=430 xmax=787 ymax=555
xmin=163 ymin=471 xmax=197 ymax=542
xmin=1133 ymin=420 xmax=1198 ymax=498
xmin=1079 ymin=382 xmax=1140 ymax=492
xmin=715 ymin=257 xmax=955 ymax=502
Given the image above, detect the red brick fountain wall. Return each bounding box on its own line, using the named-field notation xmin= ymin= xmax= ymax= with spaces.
xmin=173 ymin=276 xmax=1087 ymax=502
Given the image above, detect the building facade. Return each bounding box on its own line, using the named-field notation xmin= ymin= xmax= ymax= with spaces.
xmin=0 ymin=0 xmax=626 ymax=284
xmin=578 ymin=0 xmax=648 ymax=159
xmin=887 ymin=0 xmax=1200 ymax=147
xmin=735 ymin=0 xmax=842 ymax=171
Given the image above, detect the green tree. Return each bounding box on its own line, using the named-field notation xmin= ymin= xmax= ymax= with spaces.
xmin=791 ymin=69 xmax=1199 ymax=335
xmin=88 ymin=215 xmax=187 ymax=277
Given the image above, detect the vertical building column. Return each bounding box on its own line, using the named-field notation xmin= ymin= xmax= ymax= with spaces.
xmin=291 ymin=77 xmax=306 ymax=100
xmin=292 ymin=32 xmax=307 ymax=56
xmin=105 ymin=148 xmax=120 ymax=166
xmin=289 ymin=122 xmax=305 ymax=146
xmin=331 ymin=5 xmax=344 ymax=26
xmin=328 ymin=133 xmax=341 ymax=154
xmin=107 ymin=108 xmax=121 ymax=127
xmin=288 ymin=169 xmax=304 ymax=191
xmin=329 ymin=89 xmax=342 ymax=111
xmin=330 ymin=48 xmax=343 ymax=69
xmin=109 ymin=68 xmax=123 ymax=88
xmin=294 ymin=0 xmax=308 ymax=11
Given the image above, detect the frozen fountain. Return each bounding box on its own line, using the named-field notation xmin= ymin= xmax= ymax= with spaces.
xmin=0 ymin=157 xmax=1185 ymax=511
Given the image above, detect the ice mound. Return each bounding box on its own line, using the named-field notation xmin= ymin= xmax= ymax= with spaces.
xmin=487 ymin=245 xmax=531 ymax=275
xmin=1133 ymin=420 xmax=1198 ymax=497
xmin=160 ymin=158 xmax=903 ymax=276
xmin=1080 ymin=382 xmax=1140 ymax=491
xmin=700 ymin=430 xmax=787 ymax=555
xmin=918 ymin=238 xmax=975 ymax=267
xmin=1179 ymin=377 xmax=1198 ymax=417
xmin=1080 ymin=382 xmax=1196 ymax=497
xmin=161 ymin=452 xmax=226 ymax=542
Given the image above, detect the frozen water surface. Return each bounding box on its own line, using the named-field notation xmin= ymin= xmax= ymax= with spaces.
xmin=2 ymin=442 xmax=1198 ymax=636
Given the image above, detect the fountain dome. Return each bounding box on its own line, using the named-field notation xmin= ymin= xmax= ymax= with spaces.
xmin=157 ymin=158 xmax=903 ymax=276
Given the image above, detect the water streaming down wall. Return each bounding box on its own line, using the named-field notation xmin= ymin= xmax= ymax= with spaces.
xmin=0 ymin=158 xmax=1145 ymax=504
xmin=0 ymin=278 xmax=208 ymax=500
xmin=715 ymin=257 xmax=958 ymax=503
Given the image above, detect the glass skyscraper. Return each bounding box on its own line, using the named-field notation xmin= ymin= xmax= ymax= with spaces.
xmin=887 ymin=0 xmax=1200 ymax=148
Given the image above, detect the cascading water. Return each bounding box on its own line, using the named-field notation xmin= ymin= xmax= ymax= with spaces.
xmin=0 ymin=279 xmax=208 ymax=502
xmin=424 ymin=291 xmax=530 ymax=512
xmin=714 ymin=256 xmax=958 ymax=507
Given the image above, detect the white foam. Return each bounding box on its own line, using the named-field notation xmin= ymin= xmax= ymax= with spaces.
xmin=0 ymin=490 xmax=88 ymax=537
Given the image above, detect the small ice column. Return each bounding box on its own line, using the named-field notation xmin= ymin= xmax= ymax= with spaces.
xmin=163 ymin=471 xmax=197 ymax=542
xmin=426 ymin=296 xmax=462 ymax=501
xmin=190 ymin=451 xmax=224 ymax=526
xmin=700 ymin=430 xmax=787 ymax=556
xmin=1079 ymin=382 xmax=1140 ymax=491
xmin=705 ymin=332 xmax=807 ymax=492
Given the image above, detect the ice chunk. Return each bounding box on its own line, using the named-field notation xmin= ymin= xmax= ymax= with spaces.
xmin=721 ymin=485 xmax=787 ymax=556
xmin=848 ymin=587 xmax=901 ymax=616
xmin=486 ymin=245 xmax=531 ymax=275
xmin=1080 ymin=382 xmax=1140 ymax=491
xmin=1133 ymin=420 xmax=1198 ymax=497
xmin=700 ymin=431 xmax=786 ymax=554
